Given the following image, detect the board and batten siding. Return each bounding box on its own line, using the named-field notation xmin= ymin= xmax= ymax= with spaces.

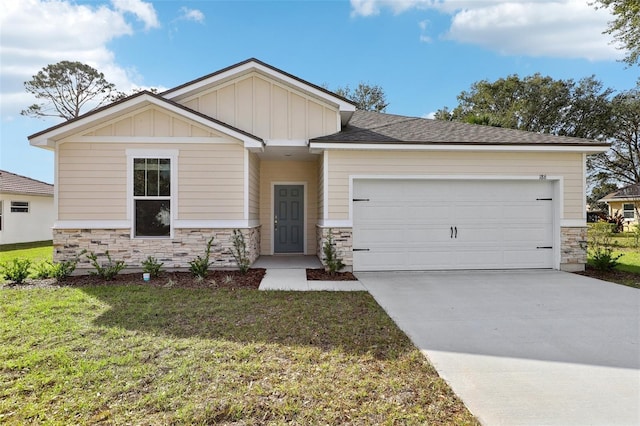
xmin=326 ymin=151 xmax=585 ymax=221
xmin=178 ymin=72 xmax=340 ymax=141
xmin=85 ymin=106 xmax=226 ymax=138
xmin=57 ymin=142 xmax=246 ymax=221
xmin=259 ymin=160 xmax=318 ymax=255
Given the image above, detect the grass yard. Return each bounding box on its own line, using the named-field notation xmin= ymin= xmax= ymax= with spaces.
xmin=0 ymin=285 xmax=478 ymax=425
xmin=0 ymin=241 xmax=53 ymax=263
xmin=585 ymin=228 xmax=640 ymax=288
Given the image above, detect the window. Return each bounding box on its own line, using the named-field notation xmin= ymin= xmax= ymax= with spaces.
xmin=10 ymin=201 xmax=29 ymax=213
xmin=133 ymin=158 xmax=171 ymax=237
xmin=623 ymin=203 xmax=636 ymax=220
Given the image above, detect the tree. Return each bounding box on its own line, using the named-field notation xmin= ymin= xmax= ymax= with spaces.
xmin=334 ymin=82 xmax=388 ymax=112
xmin=587 ymin=181 xmax=619 ymax=213
xmin=22 ymin=61 xmax=119 ymax=121
xmin=588 ymin=84 xmax=640 ymax=185
xmin=592 ymin=0 xmax=640 ymax=66
xmin=434 ymin=74 xmax=613 ymax=139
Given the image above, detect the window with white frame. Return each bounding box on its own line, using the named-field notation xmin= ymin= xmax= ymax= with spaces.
xmin=623 ymin=203 xmax=636 ymax=220
xmin=133 ymin=158 xmax=171 ymax=237
xmin=10 ymin=201 xmax=29 ymax=213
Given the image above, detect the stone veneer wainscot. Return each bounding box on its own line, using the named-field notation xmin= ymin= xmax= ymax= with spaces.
xmin=54 ymin=227 xmax=261 ymax=270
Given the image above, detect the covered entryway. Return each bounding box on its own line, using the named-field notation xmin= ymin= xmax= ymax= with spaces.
xmin=352 ymin=179 xmax=555 ymax=271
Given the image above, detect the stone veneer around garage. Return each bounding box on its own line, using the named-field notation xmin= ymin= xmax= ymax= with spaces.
xmin=316 ymin=226 xmax=353 ymax=270
xmin=560 ymin=226 xmax=587 ymax=272
xmin=54 ymin=227 xmax=261 ymax=271
xmin=315 ymin=225 xmax=587 ymax=272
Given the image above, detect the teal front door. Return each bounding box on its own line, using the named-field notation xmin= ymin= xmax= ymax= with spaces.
xmin=274 ymin=185 xmax=304 ymax=253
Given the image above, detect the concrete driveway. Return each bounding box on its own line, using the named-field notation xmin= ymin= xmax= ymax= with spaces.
xmin=358 ymin=270 xmax=640 ymax=426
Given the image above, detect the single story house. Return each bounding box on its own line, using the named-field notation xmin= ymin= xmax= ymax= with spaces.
xmin=0 ymin=170 xmax=54 ymax=245
xmin=599 ymin=183 xmax=640 ymax=229
xmin=29 ymin=58 xmax=609 ymax=272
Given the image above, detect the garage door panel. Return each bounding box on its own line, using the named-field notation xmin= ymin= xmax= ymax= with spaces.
xmin=353 ymin=179 xmax=555 ymax=271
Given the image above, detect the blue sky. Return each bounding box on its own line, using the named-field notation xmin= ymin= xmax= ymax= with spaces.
xmin=1 ymin=0 xmax=636 ymax=184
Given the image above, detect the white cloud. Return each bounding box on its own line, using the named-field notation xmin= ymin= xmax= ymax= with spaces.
xmin=179 ymin=7 xmax=205 ymax=24
xmin=112 ymin=0 xmax=160 ymax=30
xmin=350 ymin=0 xmax=623 ymax=61
xmin=0 ymin=0 xmax=160 ymax=120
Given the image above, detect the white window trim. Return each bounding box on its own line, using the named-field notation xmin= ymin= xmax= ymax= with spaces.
xmin=126 ymin=149 xmax=179 ymax=239
xmin=622 ymin=203 xmax=636 ymax=220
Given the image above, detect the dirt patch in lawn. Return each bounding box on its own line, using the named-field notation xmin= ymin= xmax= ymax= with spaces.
xmin=306 ymin=268 xmax=358 ymax=281
xmin=3 ymin=269 xmax=266 ymax=290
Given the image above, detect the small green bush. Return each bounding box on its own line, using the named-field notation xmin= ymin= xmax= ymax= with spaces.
xmin=189 ymin=237 xmax=214 ymax=278
xmin=323 ymin=229 xmax=345 ymax=275
xmin=142 ymin=256 xmax=164 ymax=278
xmin=51 ymin=250 xmax=86 ymax=281
xmin=591 ymin=247 xmax=623 ymax=271
xmin=589 ymin=222 xmax=623 ymax=271
xmin=31 ymin=260 xmax=54 ymax=279
xmin=86 ymin=251 xmax=126 ymax=280
xmin=231 ymin=229 xmax=250 ymax=274
xmin=1 ymin=258 xmax=32 ymax=284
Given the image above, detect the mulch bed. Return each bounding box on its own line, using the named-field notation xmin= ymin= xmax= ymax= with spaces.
xmin=306 ymin=268 xmax=357 ymax=281
xmin=3 ymin=269 xmax=266 ymax=290
xmin=575 ymin=266 xmax=640 ymax=287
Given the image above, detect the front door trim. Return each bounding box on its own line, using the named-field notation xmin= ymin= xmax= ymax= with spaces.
xmin=271 ymin=181 xmax=307 ymax=255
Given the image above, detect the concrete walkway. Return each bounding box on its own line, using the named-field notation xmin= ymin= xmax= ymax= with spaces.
xmin=358 ymin=270 xmax=640 ymax=426
xmin=255 ymin=255 xmax=366 ymax=291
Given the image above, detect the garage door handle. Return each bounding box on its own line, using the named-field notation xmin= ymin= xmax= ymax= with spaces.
xmin=455 ymin=226 xmax=458 ymax=238
xmin=450 ymin=226 xmax=453 ymax=238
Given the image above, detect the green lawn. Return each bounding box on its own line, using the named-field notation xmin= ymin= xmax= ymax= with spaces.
xmin=0 ymin=286 xmax=477 ymax=425
xmin=586 ymin=227 xmax=640 ymax=288
xmin=0 ymin=241 xmax=53 ymax=263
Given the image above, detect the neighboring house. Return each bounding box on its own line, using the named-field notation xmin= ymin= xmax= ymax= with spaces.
xmin=28 ymin=58 xmax=609 ymax=272
xmin=599 ymin=183 xmax=640 ymax=229
xmin=0 ymin=170 xmax=54 ymax=245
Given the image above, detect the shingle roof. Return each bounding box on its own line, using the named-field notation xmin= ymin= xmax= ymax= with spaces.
xmin=0 ymin=170 xmax=53 ymax=196
xmin=310 ymin=110 xmax=609 ymax=146
xmin=600 ymin=183 xmax=640 ymax=201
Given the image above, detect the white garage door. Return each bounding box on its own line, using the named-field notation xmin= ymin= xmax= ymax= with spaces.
xmin=352 ymin=179 xmax=555 ymax=271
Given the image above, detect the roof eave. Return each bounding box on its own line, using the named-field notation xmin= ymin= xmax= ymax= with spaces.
xmin=28 ymin=92 xmax=264 ymax=149
xmin=309 ymin=141 xmax=610 ymax=154
xmin=163 ymin=58 xmax=357 ymax=117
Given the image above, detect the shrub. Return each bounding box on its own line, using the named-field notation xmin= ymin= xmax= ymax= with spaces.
xmin=189 ymin=237 xmax=214 ymax=278
xmin=142 ymin=256 xmax=164 ymax=278
xmin=86 ymin=251 xmax=126 ymax=280
xmin=31 ymin=260 xmax=54 ymax=279
xmin=230 ymin=229 xmax=250 ymax=274
xmin=589 ymin=222 xmax=623 ymax=271
xmin=323 ymin=229 xmax=345 ymax=275
xmin=52 ymin=250 xmax=86 ymax=281
xmin=632 ymin=225 xmax=640 ymax=249
xmin=1 ymin=258 xmax=32 ymax=284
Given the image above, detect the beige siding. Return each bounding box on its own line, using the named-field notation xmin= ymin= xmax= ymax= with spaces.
xmin=57 ymin=142 xmax=246 ymax=221
xmin=248 ymin=152 xmax=260 ymax=221
xmin=259 ymin=160 xmax=318 ymax=255
xmin=58 ymin=143 xmax=127 ymax=220
xmin=176 ymin=72 xmax=341 ymax=140
xmin=84 ymin=105 xmax=227 ymax=138
xmin=178 ymin=144 xmax=245 ymax=220
xmin=326 ymin=151 xmax=585 ymax=220
xmin=318 ymin=154 xmax=324 ymax=220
